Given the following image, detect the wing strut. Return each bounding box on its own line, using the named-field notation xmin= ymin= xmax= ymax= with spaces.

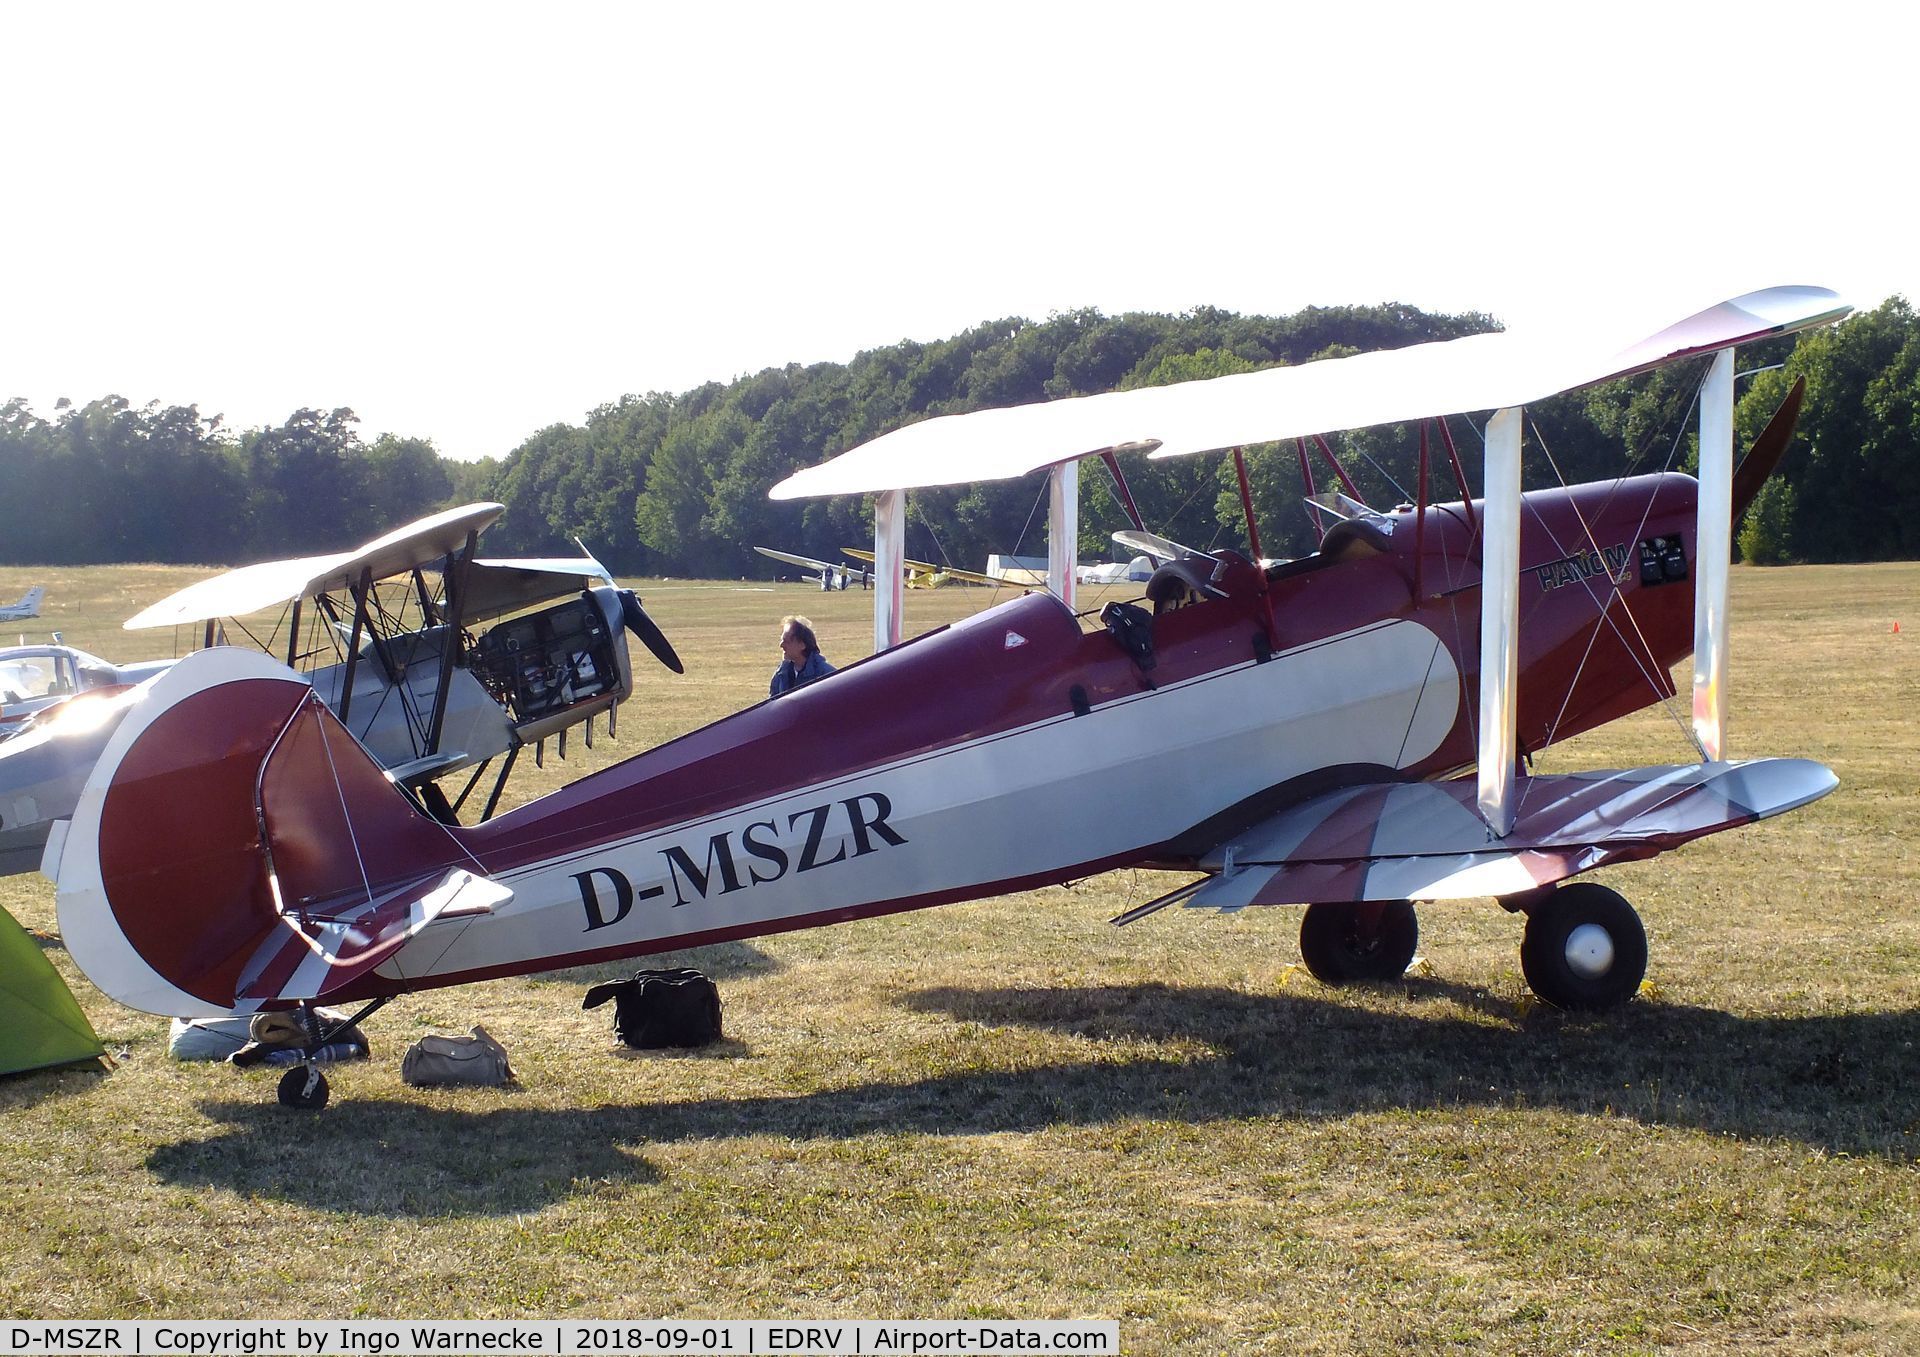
xmin=874 ymin=489 xmax=906 ymax=652
xmin=1693 ymin=347 xmax=1735 ymax=760
xmin=1477 ymin=406 xmax=1523 ymax=837
xmin=425 ymin=528 xmax=477 ymax=757
xmin=1048 ymin=462 xmax=1078 ymax=611
xmin=1294 ymin=439 xmax=1325 ymax=542
xmin=1098 ymin=451 xmax=1146 ymax=532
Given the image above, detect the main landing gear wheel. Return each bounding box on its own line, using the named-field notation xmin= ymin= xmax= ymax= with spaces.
xmin=1298 ymin=901 xmax=1419 ymax=984
xmin=1519 ymin=882 xmax=1648 ymax=1011
xmin=277 ymin=1066 xmax=330 ymax=1110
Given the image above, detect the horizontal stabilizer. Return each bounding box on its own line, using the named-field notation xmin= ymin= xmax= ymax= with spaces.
xmin=1189 ymin=759 xmax=1836 ymax=910
xmin=234 ymin=867 xmax=511 ymax=1004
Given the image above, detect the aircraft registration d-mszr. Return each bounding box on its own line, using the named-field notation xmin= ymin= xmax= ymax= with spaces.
xmin=44 ymin=285 xmax=1850 ymax=1107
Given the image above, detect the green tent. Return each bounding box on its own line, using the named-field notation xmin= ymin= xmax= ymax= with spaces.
xmin=0 ymin=906 xmax=104 ymax=1077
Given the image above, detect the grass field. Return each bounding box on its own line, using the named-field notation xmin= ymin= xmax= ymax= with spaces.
xmin=0 ymin=560 xmax=1916 ymax=1353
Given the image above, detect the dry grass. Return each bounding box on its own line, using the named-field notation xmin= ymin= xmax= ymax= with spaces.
xmin=1 ymin=560 xmax=1917 ymax=1353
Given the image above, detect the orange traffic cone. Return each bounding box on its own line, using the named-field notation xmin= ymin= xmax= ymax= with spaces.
xmin=1895 ymin=621 xmax=1902 ymax=634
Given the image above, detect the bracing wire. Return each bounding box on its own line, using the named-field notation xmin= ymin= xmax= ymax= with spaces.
xmin=1003 ymin=477 xmax=1056 ymax=605
xmin=314 ymin=711 xmax=376 ymax=911
xmin=910 ymin=498 xmax=957 ymax=570
xmin=1522 ymin=405 xmax=1709 ymax=776
xmin=1357 ymin=448 xmax=1414 ymax=505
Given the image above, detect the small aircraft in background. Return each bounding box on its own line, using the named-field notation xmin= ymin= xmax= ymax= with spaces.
xmin=0 ymin=586 xmax=46 ymax=622
xmin=0 ymin=643 xmax=172 ymax=739
xmin=841 ymin=547 xmax=996 ymax=589
xmin=753 ymin=546 xmax=870 ymax=590
xmin=0 ymin=505 xmax=681 ymax=876
xmin=45 ymin=285 xmax=1850 ymax=1111
xmin=0 ymin=642 xmax=180 ymax=873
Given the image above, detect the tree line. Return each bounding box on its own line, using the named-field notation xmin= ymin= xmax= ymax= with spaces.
xmin=3 ymin=298 xmax=1913 ymax=574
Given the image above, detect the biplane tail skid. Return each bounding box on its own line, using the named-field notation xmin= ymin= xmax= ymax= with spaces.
xmin=50 ymin=648 xmax=505 ymax=1017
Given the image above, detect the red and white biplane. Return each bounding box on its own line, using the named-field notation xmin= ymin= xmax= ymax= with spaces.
xmin=45 ymin=286 xmax=1848 ymax=1107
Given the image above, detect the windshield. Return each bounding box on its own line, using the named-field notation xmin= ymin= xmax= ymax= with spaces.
xmin=0 ymin=654 xmax=70 ymax=704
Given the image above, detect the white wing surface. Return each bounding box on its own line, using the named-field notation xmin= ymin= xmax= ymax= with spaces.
xmin=125 ymin=504 xmax=505 ymax=630
xmin=770 ymin=287 xmax=1848 ymax=500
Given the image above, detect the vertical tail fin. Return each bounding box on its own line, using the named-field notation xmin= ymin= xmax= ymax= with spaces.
xmin=2 ymin=586 xmax=44 ymax=618
xmin=54 ymin=649 xmax=482 ymax=1015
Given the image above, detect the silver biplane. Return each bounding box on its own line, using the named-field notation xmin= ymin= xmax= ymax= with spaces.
xmin=0 ymin=504 xmax=680 ymax=875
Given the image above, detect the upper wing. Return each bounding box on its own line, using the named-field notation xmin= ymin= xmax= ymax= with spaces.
xmin=771 ymin=288 xmax=1849 ymax=500
xmin=1184 ymin=759 xmax=1837 ymax=910
xmin=125 ymin=503 xmax=505 ymax=630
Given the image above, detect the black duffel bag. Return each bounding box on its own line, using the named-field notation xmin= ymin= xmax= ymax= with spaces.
xmin=583 ymin=967 xmax=723 ymax=1049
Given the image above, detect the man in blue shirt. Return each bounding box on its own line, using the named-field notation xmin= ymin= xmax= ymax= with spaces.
xmin=770 ymin=615 xmax=836 ymax=697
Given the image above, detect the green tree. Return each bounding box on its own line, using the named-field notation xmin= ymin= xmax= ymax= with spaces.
xmin=363 ymin=435 xmax=454 ymax=520
xmin=1783 ymin=298 xmax=1920 ymax=561
xmin=1738 ymin=475 xmax=1797 ymax=564
xmin=241 ymin=407 xmax=369 ymax=554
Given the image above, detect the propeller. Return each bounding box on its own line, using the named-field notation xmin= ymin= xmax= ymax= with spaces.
xmin=570 ymin=534 xmax=685 ymax=675
xmin=618 ymin=590 xmax=684 ymax=674
xmin=1731 ymin=375 xmax=1806 ymax=521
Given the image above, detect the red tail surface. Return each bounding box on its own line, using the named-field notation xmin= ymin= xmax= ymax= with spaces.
xmin=55 ymin=649 xmax=486 ymax=1015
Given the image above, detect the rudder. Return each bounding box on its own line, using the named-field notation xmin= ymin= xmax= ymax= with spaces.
xmin=53 ymin=648 xmax=469 ymax=1015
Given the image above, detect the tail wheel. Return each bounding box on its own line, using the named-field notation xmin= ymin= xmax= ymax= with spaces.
xmin=1299 ymin=901 xmax=1419 ymax=984
xmin=1520 ymin=882 xmax=1647 ymax=1011
xmin=277 ymin=1066 xmax=330 ymax=1111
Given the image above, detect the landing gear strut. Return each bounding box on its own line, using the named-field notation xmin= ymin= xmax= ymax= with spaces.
xmin=1517 ymin=882 xmax=1647 ymax=1011
xmin=266 ymin=996 xmax=392 ymax=1110
xmin=1298 ymin=900 xmax=1419 ymax=984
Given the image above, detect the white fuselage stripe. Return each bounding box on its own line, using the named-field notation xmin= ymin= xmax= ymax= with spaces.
xmin=386 ymin=619 xmax=1461 ymax=985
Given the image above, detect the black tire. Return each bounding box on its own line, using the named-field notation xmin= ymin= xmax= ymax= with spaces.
xmin=277 ymin=1066 xmax=330 ymax=1110
xmin=1520 ymin=882 xmax=1647 ymax=1011
xmin=1299 ymin=901 xmax=1419 ymax=984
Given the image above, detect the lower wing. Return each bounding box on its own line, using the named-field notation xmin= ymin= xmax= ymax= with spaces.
xmin=1185 ymin=759 xmax=1836 ymax=910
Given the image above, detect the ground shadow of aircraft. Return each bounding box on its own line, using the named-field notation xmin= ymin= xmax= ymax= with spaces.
xmin=534 ymin=940 xmax=783 ymax=986
xmin=144 ymin=984 xmax=1920 ymax=1215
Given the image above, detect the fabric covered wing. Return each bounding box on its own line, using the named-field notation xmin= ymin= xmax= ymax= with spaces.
xmin=1188 ymin=759 xmax=1836 ymax=910
xmin=770 ymin=288 xmax=1847 ymax=499
xmin=124 ymin=503 xmax=503 ymax=630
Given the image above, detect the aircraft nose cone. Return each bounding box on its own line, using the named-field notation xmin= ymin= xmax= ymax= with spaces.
xmin=1564 ymin=922 xmax=1616 ymax=979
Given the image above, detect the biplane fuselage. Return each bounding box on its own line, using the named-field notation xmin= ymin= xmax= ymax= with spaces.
xmin=66 ymin=471 xmax=1700 ymax=1015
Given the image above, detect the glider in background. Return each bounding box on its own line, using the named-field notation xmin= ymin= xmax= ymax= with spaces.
xmin=841 ymin=547 xmax=996 ymax=589
xmin=43 ymin=286 xmax=1850 ymax=1109
xmin=753 ymin=546 xmax=870 ymax=591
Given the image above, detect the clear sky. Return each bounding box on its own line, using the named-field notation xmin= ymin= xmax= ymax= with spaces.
xmin=3 ymin=1 xmax=1910 ymax=462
